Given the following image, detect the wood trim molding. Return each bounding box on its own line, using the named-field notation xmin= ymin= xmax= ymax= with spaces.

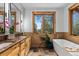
xmin=32 ymin=13 xmax=34 ymax=33
xmin=53 ymin=12 xmax=56 ymax=34
xmin=32 ymin=11 xmax=55 ymax=15
xmin=68 ymin=8 xmax=72 ymax=34
xmin=68 ymin=3 xmax=79 ymax=10
xmin=11 ymin=12 xmax=16 ymax=32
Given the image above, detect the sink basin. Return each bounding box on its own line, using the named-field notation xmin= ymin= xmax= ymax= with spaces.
xmin=0 ymin=42 xmax=12 ymax=50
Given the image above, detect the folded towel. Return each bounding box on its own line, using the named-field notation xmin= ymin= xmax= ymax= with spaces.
xmin=64 ymin=47 xmax=79 ymax=52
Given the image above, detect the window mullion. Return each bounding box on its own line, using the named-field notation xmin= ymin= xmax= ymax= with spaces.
xmin=41 ymin=15 xmax=44 ymax=33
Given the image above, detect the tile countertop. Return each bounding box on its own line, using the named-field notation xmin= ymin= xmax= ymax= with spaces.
xmin=0 ymin=36 xmax=27 ymax=53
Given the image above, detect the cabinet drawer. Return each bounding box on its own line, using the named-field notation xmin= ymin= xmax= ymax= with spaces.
xmin=0 ymin=44 xmax=19 ymax=56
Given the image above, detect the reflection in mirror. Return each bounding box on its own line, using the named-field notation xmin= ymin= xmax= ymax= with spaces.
xmin=0 ymin=3 xmax=4 ymax=34
xmin=10 ymin=4 xmax=21 ymax=34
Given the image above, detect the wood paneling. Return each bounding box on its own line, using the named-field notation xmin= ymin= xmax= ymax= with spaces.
xmin=23 ymin=32 xmax=64 ymax=48
xmin=63 ymin=32 xmax=79 ymax=44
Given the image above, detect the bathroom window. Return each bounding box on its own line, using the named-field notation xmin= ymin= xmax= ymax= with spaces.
xmin=34 ymin=15 xmax=42 ymax=32
xmin=0 ymin=3 xmax=5 ymax=34
xmin=72 ymin=11 xmax=79 ymax=35
xmin=32 ymin=12 xmax=56 ymax=33
xmin=69 ymin=3 xmax=79 ymax=35
xmin=44 ymin=15 xmax=53 ymax=33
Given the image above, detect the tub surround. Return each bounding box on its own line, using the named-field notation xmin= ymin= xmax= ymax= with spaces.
xmin=53 ymin=39 xmax=79 ymax=56
xmin=63 ymin=32 xmax=79 ymax=44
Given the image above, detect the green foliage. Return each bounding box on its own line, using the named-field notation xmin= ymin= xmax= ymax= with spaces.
xmin=9 ymin=26 xmax=14 ymax=34
xmin=44 ymin=20 xmax=52 ymax=33
xmin=72 ymin=11 xmax=79 ymax=35
xmin=0 ymin=27 xmax=4 ymax=33
xmin=34 ymin=22 xmax=37 ymax=32
xmin=41 ymin=33 xmax=53 ymax=49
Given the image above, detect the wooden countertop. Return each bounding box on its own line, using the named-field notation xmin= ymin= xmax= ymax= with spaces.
xmin=0 ymin=36 xmax=27 ymax=53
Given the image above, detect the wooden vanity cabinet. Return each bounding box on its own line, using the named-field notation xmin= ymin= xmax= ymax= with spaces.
xmin=0 ymin=36 xmax=31 ymax=56
xmin=25 ymin=37 xmax=31 ymax=55
xmin=0 ymin=43 xmax=19 ymax=56
xmin=8 ymin=47 xmax=19 ymax=56
xmin=20 ymin=39 xmax=26 ymax=56
xmin=20 ymin=36 xmax=31 ymax=56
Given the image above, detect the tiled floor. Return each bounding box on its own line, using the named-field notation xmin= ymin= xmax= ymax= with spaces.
xmin=27 ymin=48 xmax=57 ymax=56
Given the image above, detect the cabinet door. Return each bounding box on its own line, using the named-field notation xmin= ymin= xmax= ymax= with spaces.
xmin=21 ymin=40 xmax=25 ymax=50
xmin=0 ymin=43 xmax=19 ymax=56
xmin=8 ymin=47 xmax=19 ymax=56
xmin=25 ymin=37 xmax=31 ymax=55
xmin=20 ymin=49 xmax=25 ymax=56
xmin=21 ymin=42 xmax=25 ymax=50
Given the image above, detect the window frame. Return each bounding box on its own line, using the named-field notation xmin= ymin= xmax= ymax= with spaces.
xmin=32 ymin=11 xmax=56 ymax=33
xmin=68 ymin=3 xmax=79 ymax=35
xmin=11 ymin=12 xmax=16 ymax=32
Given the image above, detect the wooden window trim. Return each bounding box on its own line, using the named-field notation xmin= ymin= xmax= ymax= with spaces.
xmin=0 ymin=11 xmax=5 ymax=33
xmin=11 ymin=12 xmax=16 ymax=32
xmin=32 ymin=11 xmax=56 ymax=33
xmin=68 ymin=3 xmax=79 ymax=35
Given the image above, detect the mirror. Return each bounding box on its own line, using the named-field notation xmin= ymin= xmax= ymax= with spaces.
xmin=10 ymin=3 xmax=21 ymax=34
xmin=0 ymin=3 xmax=5 ymax=34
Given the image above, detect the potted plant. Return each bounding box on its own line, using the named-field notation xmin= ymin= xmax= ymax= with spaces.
xmin=40 ymin=33 xmax=53 ymax=49
xmin=0 ymin=27 xmax=4 ymax=33
xmin=9 ymin=26 xmax=14 ymax=34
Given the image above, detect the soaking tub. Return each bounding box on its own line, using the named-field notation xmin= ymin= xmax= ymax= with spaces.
xmin=52 ymin=39 xmax=79 ymax=56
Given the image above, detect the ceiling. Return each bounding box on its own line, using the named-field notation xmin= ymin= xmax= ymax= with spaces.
xmin=21 ymin=3 xmax=69 ymax=9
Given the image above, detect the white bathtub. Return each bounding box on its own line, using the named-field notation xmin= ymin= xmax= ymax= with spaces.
xmin=52 ymin=39 xmax=79 ymax=56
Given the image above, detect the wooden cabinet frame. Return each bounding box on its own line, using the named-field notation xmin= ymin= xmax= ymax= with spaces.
xmin=32 ymin=11 xmax=56 ymax=33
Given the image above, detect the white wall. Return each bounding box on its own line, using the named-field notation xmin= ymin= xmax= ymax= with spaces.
xmin=63 ymin=3 xmax=72 ymax=32
xmin=56 ymin=7 xmax=64 ymax=32
xmin=23 ymin=7 xmax=66 ymax=32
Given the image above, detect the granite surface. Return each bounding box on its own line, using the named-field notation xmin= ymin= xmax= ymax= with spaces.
xmin=0 ymin=36 xmax=27 ymax=53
